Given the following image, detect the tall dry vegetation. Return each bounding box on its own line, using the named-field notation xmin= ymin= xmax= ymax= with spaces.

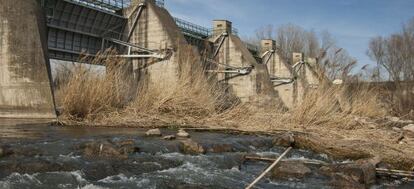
xmin=54 ymin=46 xmax=385 ymax=128
xmin=125 ymin=45 xmax=236 ymax=121
xmin=209 ymin=83 xmax=386 ymax=131
xmin=55 ymin=46 xmax=236 ymax=124
xmin=55 ymin=50 xmax=131 ymax=122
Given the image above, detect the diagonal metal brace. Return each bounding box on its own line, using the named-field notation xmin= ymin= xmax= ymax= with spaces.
xmin=212 ymin=32 xmax=228 ymax=59
xmin=127 ymin=3 xmax=145 ymax=42
xmin=261 ymin=50 xmax=275 ymax=65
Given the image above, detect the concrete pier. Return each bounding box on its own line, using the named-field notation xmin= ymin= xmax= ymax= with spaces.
xmin=211 ymin=21 xmax=283 ymax=106
xmin=124 ymin=0 xmax=194 ymax=93
xmin=0 ymin=0 xmax=56 ymax=119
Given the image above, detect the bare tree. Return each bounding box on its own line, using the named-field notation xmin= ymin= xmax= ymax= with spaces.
xmin=276 ymin=24 xmax=307 ymax=62
xmin=249 ymin=24 xmax=357 ymax=80
xmin=368 ymin=17 xmax=414 ymax=115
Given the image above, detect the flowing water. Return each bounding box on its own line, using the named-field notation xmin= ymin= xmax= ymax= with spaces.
xmin=0 ymin=119 xmax=412 ymax=189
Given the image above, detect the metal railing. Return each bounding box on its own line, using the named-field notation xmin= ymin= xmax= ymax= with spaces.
xmin=174 ymin=17 xmax=211 ymax=38
xmin=244 ymin=42 xmax=259 ymax=53
xmin=69 ymin=0 xmax=132 ymax=12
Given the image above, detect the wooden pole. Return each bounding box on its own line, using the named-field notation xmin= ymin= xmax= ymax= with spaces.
xmin=376 ymin=168 xmax=414 ymax=178
xmin=245 ymin=147 xmax=292 ymax=189
xmin=245 ymin=156 xmax=328 ymax=165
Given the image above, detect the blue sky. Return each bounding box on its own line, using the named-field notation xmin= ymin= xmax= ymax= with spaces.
xmin=165 ymin=0 xmax=414 ymax=70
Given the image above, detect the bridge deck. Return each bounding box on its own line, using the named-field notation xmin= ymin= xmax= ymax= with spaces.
xmin=42 ymin=0 xmax=260 ymax=62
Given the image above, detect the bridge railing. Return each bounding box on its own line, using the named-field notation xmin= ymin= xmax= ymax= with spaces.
xmin=174 ymin=17 xmax=211 ymax=39
xmin=69 ymin=0 xmax=131 ymax=12
xmin=244 ymin=42 xmax=260 ymax=53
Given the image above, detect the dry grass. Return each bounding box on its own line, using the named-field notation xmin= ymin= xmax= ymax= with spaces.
xmin=209 ymin=83 xmax=387 ymax=131
xmin=55 ymin=50 xmax=131 ymax=122
xmin=55 ymin=47 xmax=387 ymax=129
xmin=122 ymin=45 xmax=237 ymax=122
xmin=56 ymin=46 xmax=236 ymax=124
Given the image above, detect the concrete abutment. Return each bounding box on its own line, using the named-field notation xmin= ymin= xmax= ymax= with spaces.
xmin=0 ymin=0 xmax=56 ymax=119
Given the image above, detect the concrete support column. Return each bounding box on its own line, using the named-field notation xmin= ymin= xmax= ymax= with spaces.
xmin=260 ymin=39 xmax=276 ymax=53
xmin=0 ymin=0 xmax=56 ymax=119
xmin=212 ymin=20 xmax=233 ymax=36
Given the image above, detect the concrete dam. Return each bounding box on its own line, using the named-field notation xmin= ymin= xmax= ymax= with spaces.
xmin=0 ymin=0 xmax=323 ymax=119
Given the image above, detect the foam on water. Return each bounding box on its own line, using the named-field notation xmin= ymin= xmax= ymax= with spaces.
xmin=98 ymin=174 xmax=136 ymax=184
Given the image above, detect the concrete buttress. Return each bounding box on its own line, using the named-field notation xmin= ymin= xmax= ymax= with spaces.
xmin=0 ymin=0 xmax=56 ymax=119
xmin=124 ymin=0 xmax=193 ymax=93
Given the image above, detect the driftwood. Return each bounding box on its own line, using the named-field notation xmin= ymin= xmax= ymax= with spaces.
xmin=376 ymin=168 xmax=414 ymax=178
xmin=244 ymin=155 xmax=329 ymax=165
xmin=245 ymin=156 xmax=414 ymax=180
xmin=245 ymin=147 xmax=292 ymax=189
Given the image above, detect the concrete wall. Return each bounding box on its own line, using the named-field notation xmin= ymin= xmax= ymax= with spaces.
xmin=0 ymin=0 xmax=56 ymax=119
xmin=124 ymin=0 xmax=191 ymax=92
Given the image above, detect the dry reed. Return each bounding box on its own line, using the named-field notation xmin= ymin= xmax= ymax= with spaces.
xmin=56 ymin=49 xmax=131 ymax=122
xmin=55 ymin=47 xmax=387 ymax=129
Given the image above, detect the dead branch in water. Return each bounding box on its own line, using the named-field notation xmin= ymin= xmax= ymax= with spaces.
xmin=376 ymin=168 xmax=414 ymax=178
xmin=244 ymin=155 xmax=329 ymax=165
xmin=246 ymin=147 xmax=292 ymax=189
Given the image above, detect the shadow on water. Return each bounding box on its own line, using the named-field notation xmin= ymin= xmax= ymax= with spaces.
xmin=0 ymin=119 xmax=413 ymax=189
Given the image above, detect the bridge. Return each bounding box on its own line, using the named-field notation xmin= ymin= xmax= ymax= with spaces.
xmin=0 ymin=0 xmax=322 ymax=119
xmin=39 ymin=0 xmax=260 ymax=61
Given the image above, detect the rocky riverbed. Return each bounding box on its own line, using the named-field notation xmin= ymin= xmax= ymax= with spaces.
xmin=0 ymin=120 xmax=413 ymax=189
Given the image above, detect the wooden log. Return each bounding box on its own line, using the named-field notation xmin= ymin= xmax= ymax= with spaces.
xmin=376 ymin=168 xmax=414 ymax=178
xmin=244 ymin=155 xmax=329 ymax=165
xmin=245 ymin=147 xmax=292 ymax=189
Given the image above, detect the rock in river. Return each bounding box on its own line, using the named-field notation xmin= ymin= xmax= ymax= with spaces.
xmin=273 ymin=132 xmax=295 ymax=147
xmin=163 ymin=135 xmax=176 ymax=140
xmin=146 ymin=129 xmax=162 ymax=137
xmin=77 ymin=139 xmax=139 ymax=159
xmin=207 ymin=143 xmax=233 ymax=153
xmin=319 ymin=159 xmax=376 ymax=189
xmin=271 ymin=161 xmax=311 ymax=180
xmin=177 ymin=129 xmax=190 ymax=138
xmin=180 ymin=139 xmax=205 ymax=154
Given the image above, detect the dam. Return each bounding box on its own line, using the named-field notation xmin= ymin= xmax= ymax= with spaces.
xmin=0 ymin=0 xmax=323 ymax=118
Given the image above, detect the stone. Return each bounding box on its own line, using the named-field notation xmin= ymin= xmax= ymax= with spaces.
xmin=0 ymin=159 xmax=76 ymax=175
xmin=329 ymin=173 xmax=365 ymax=189
xmin=271 ymin=161 xmax=311 ymax=180
xmin=82 ymin=141 xmax=124 ymax=159
xmin=0 ymin=146 xmax=42 ymax=157
xmin=177 ymin=129 xmax=190 ymax=138
xmin=114 ymin=139 xmax=140 ymax=155
xmin=146 ymin=129 xmax=162 ymax=137
xmin=180 ymin=139 xmax=205 ymax=155
xmin=163 ymin=135 xmax=176 ymax=140
xmin=0 ymin=147 xmax=3 ymax=157
xmin=207 ymin=144 xmax=233 ymax=153
xmin=319 ymin=159 xmax=376 ymax=188
xmin=78 ymin=140 xmax=139 ymax=159
xmin=273 ymin=132 xmax=295 ymax=147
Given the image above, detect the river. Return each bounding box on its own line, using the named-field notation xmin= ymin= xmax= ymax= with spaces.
xmin=0 ymin=119 xmax=412 ymax=189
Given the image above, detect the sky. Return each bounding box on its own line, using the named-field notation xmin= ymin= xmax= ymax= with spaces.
xmin=164 ymin=0 xmax=414 ymax=70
